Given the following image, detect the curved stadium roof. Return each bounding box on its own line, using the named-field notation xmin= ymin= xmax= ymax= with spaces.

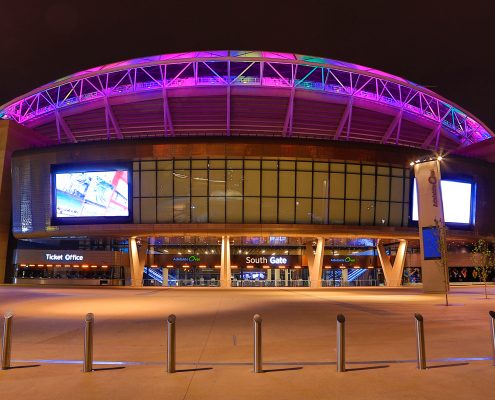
xmin=0 ymin=50 xmax=492 ymax=151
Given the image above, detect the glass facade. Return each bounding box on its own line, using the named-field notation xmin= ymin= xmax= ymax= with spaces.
xmin=133 ymin=158 xmax=410 ymax=226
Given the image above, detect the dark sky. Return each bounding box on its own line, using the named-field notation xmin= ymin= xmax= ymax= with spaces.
xmin=1 ymin=0 xmax=494 ymax=130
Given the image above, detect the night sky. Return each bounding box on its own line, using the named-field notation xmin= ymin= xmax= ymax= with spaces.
xmin=1 ymin=0 xmax=494 ymax=130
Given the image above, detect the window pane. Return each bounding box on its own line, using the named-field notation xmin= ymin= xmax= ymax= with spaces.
xmin=208 ymin=197 xmax=225 ymax=223
xmin=331 ymin=163 xmax=345 ymax=172
xmin=295 ymin=199 xmax=311 ymax=223
xmin=245 ymin=160 xmax=260 ymax=169
xmin=313 ymin=199 xmax=328 ymax=224
xmin=362 ymin=165 xmax=375 ymax=174
xmin=314 ymin=162 xmax=328 ymax=172
xmin=261 ymin=198 xmax=277 ymax=223
xmin=157 ymin=171 xmax=173 ymax=196
xmin=244 ymin=197 xmax=260 ymax=223
xmin=244 ymin=170 xmax=260 ymax=196
xmin=347 ymin=164 xmax=360 ymax=173
xmin=330 ymin=173 xmax=345 ymax=198
xmin=262 ymin=171 xmax=277 ymax=197
xmin=360 ymin=200 xmax=374 ymax=225
xmin=377 ymin=166 xmax=389 ymax=175
xmin=227 ymin=160 xmax=243 ymax=169
xmin=141 ymin=171 xmax=156 ymax=197
xmin=262 ymin=160 xmax=278 ymax=170
xmin=174 ymin=170 xmax=190 ymax=196
xmin=375 ymin=201 xmax=389 ymax=225
xmin=133 ymin=198 xmax=140 ymax=223
xmin=191 ymin=170 xmax=208 ymax=196
xmin=174 ymin=160 xmax=190 ymax=169
xmin=329 ymin=199 xmax=344 ymax=224
xmin=133 ymin=171 xmax=140 ymax=197
xmin=392 ymin=168 xmax=403 ymax=177
xmin=345 ymin=200 xmax=360 ymax=224
xmin=403 ymin=203 xmax=409 ymax=226
xmin=191 ymin=160 xmax=207 ymax=169
xmin=174 ymin=197 xmax=190 ymax=223
xmin=209 ymin=159 xmax=225 ymax=169
xmin=158 ymin=160 xmax=173 ymax=170
xmin=390 ymin=177 xmax=404 ymax=202
xmin=141 ymin=161 xmax=155 ymax=170
xmin=296 ymin=171 xmax=312 ymax=197
xmin=361 ymin=175 xmax=375 ymax=200
xmin=191 ymin=197 xmax=207 ymax=223
xmin=278 ymin=198 xmax=294 ymax=223
xmin=404 ymin=178 xmax=410 ymax=202
xmin=209 ymin=170 xmax=225 ymax=196
xmin=389 ymin=202 xmax=403 ymax=226
xmin=376 ymin=176 xmax=390 ymax=201
xmin=279 ymin=161 xmax=295 ymax=170
xmin=297 ymin=161 xmax=312 ymax=171
xmin=227 ymin=169 xmax=243 ymax=196
xmin=313 ymin=172 xmax=328 ymax=198
xmin=226 ymin=197 xmax=243 ymax=223
xmin=279 ymin=171 xmax=295 ymax=197
xmin=346 ymin=174 xmax=360 ymax=199
xmin=157 ymin=198 xmax=173 ymax=223
xmin=141 ymin=198 xmax=156 ymax=223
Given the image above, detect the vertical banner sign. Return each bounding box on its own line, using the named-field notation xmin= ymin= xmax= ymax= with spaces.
xmin=414 ymin=160 xmax=447 ymax=293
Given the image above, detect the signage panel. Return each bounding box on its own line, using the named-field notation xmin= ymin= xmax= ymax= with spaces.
xmin=153 ymin=254 xmax=220 ymax=266
xmin=322 ymin=255 xmax=375 ymax=267
xmin=231 ymin=255 xmax=301 ymax=267
xmin=414 ymin=160 xmax=447 ymax=292
xmin=14 ymin=249 xmax=127 ymax=266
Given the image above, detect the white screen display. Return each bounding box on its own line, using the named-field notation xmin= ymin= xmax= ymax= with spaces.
xmin=55 ymin=170 xmax=129 ymax=218
xmin=412 ymin=179 xmax=473 ymax=224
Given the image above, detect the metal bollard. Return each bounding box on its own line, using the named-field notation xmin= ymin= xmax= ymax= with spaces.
xmin=336 ymin=314 xmax=346 ymax=372
xmin=414 ymin=313 xmax=427 ymax=370
xmin=83 ymin=313 xmax=94 ymax=373
xmin=253 ymin=314 xmax=262 ymax=373
xmin=1 ymin=312 xmax=13 ymax=370
xmin=167 ymin=314 xmax=176 ymax=373
xmin=489 ymin=311 xmax=495 ymax=366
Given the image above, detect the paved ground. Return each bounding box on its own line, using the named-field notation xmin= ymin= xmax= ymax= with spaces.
xmin=0 ymin=285 xmax=495 ymax=399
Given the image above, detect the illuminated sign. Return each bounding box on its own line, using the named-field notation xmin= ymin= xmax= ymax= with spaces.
xmin=244 ymin=256 xmax=288 ymax=265
xmin=329 ymin=256 xmax=356 ymax=263
xmin=45 ymin=253 xmax=84 ymax=261
xmin=172 ymin=256 xmax=201 ymax=262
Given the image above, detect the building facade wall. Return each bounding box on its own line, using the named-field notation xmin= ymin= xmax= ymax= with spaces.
xmin=9 ymin=136 xmax=495 ymax=240
xmin=11 ymin=138 xmax=418 ymax=237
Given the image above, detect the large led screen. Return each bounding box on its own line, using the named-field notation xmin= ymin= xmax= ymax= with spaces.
xmin=412 ymin=178 xmax=474 ymax=224
xmin=52 ymin=164 xmax=131 ymax=224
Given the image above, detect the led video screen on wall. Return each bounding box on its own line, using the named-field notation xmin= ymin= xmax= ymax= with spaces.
xmin=412 ymin=178 xmax=475 ymax=225
xmin=51 ymin=163 xmax=131 ymax=224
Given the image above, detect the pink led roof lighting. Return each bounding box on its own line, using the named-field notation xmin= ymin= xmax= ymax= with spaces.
xmin=0 ymin=50 xmax=492 ymax=148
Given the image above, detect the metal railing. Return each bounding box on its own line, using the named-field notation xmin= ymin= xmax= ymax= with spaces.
xmin=321 ymin=279 xmax=381 ymax=287
xmin=232 ymin=280 xmax=310 ymax=287
xmin=142 ymin=278 xmax=221 ymax=287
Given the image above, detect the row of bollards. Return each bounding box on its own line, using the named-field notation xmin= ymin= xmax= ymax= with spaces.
xmin=3 ymin=311 xmax=495 ymax=373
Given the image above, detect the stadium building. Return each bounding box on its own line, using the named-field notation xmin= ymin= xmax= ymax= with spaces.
xmin=1 ymin=50 xmax=494 ymax=291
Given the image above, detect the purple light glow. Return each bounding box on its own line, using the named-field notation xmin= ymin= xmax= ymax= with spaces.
xmin=0 ymin=51 xmax=492 ymax=146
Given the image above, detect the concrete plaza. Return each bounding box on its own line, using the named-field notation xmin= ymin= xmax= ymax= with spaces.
xmin=0 ymin=285 xmax=494 ymax=399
